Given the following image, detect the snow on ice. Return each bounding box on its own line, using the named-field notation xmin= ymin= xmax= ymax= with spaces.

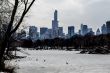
xmin=10 ymin=48 xmax=110 ymax=73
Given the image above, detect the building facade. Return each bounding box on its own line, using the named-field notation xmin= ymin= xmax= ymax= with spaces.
xmin=106 ymin=21 xmax=110 ymax=34
xmin=58 ymin=27 xmax=63 ymax=37
xmin=101 ymin=24 xmax=107 ymax=34
xmin=29 ymin=26 xmax=39 ymax=41
xmin=52 ymin=10 xmax=59 ymax=38
xmin=68 ymin=26 xmax=75 ymax=38
xmin=81 ymin=24 xmax=88 ymax=36
xmin=40 ymin=27 xmax=48 ymax=36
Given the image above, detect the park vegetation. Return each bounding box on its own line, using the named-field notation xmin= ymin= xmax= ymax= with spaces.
xmin=17 ymin=34 xmax=110 ymax=54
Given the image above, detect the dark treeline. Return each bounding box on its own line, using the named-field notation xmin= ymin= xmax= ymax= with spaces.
xmin=17 ymin=34 xmax=110 ymax=54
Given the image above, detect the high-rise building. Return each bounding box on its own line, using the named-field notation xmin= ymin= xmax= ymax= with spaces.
xmin=101 ymin=24 xmax=107 ymax=34
xmin=58 ymin=27 xmax=63 ymax=37
xmin=68 ymin=26 xmax=75 ymax=38
xmin=81 ymin=24 xmax=88 ymax=36
xmin=106 ymin=21 xmax=110 ymax=34
xmin=40 ymin=27 xmax=48 ymax=36
xmin=46 ymin=29 xmax=52 ymax=39
xmin=96 ymin=28 xmax=101 ymax=35
xmin=29 ymin=26 xmax=39 ymax=41
xmin=40 ymin=29 xmax=52 ymax=40
xmin=52 ymin=10 xmax=59 ymax=38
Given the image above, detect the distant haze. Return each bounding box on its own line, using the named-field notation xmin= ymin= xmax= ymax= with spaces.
xmin=25 ymin=0 xmax=110 ymax=34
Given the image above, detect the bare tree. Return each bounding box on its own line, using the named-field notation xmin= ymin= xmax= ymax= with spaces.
xmin=0 ymin=0 xmax=35 ymax=66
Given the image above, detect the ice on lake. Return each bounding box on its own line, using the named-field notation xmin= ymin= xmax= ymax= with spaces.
xmin=10 ymin=48 xmax=110 ymax=73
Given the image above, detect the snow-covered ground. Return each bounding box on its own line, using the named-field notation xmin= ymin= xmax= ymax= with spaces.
xmin=10 ymin=48 xmax=110 ymax=73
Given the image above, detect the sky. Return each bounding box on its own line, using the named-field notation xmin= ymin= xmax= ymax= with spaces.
xmin=25 ymin=0 xmax=110 ymax=34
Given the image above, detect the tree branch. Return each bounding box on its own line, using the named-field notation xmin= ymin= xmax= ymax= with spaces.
xmin=6 ymin=0 xmax=18 ymax=34
xmin=10 ymin=0 xmax=35 ymax=34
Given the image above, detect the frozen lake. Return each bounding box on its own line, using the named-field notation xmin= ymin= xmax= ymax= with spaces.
xmin=10 ymin=49 xmax=110 ymax=73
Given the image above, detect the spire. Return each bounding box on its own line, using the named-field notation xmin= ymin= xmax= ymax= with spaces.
xmin=54 ymin=10 xmax=58 ymax=21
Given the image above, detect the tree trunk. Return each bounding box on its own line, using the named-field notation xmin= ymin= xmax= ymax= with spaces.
xmin=0 ymin=34 xmax=10 ymax=60
xmin=0 ymin=34 xmax=10 ymax=70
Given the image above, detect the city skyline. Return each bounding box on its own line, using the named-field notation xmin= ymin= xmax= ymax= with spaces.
xmin=25 ymin=0 xmax=110 ymax=33
xmin=18 ymin=10 xmax=110 ymax=40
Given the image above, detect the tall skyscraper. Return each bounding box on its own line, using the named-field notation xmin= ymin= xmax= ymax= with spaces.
xmin=52 ymin=10 xmax=59 ymax=38
xmin=68 ymin=26 xmax=75 ymax=38
xmin=101 ymin=24 xmax=107 ymax=34
xmin=106 ymin=21 xmax=110 ymax=34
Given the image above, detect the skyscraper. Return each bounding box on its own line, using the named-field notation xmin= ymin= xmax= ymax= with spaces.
xmin=52 ymin=10 xmax=59 ymax=38
xmin=101 ymin=24 xmax=107 ymax=34
xmin=68 ymin=26 xmax=75 ymax=38
xmin=106 ymin=21 xmax=110 ymax=34
xmin=81 ymin=24 xmax=88 ymax=36
xmin=29 ymin=26 xmax=39 ymax=41
xmin=58 ymin=27 xmax=63 ymax=37
xmin=46 ymin=29 xmax=52 ymax=39
xmin=40 ymin=27 xmax=48 ymax=36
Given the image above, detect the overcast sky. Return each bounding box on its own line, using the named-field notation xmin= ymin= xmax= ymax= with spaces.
xmin=25 ymin=0 xmax=110 ymax=34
